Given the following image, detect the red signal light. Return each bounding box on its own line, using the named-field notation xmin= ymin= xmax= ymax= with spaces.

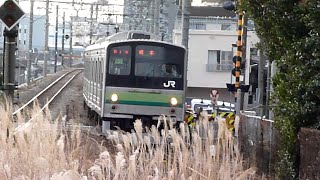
xmin=138 ymin=49 xmax=144 ymax=55
xmin=149 ymin=50 xmax=155 ymax=56
xmin=5 ymin=2 xmax=15 ymax=10
xmin=4 ymin=15 xmax=15 ymax=27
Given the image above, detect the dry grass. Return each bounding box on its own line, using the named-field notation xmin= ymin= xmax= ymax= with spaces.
xmin=0 ymin=98 xmax=257 ymax=179
xmin=88 ymin=111 xmax=257 ymax=180
xmin=0 ymin=100 xmax=89 ymax=179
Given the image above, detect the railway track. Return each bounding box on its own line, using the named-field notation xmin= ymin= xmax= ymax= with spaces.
xmin=13 ymin=68 xmax=83 ymax=135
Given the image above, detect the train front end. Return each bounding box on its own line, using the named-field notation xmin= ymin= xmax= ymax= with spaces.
xmin=102 ymin=41 xmax=186 ymax=130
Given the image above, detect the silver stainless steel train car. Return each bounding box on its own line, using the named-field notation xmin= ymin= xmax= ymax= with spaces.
xmin=83 ymin=31 xmax=187 ymax=132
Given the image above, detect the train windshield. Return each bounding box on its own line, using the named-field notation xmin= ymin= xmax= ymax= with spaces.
xmin=135 ymin=45 xmax=183 ymax=78
xmin=108 ymin=46 xmax=131 ymax=75
xmin=106 ymin=43 xmax=185 ymax=90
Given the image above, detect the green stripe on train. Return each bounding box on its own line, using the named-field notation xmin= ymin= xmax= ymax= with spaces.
xmin=105 ymin=91 xmax=183 ymax=107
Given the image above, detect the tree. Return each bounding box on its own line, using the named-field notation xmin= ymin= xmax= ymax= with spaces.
xmin=241 ymin=0 xmax=320 ymax=178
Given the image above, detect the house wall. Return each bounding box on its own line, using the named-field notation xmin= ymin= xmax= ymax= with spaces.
xmin=173 ymin=29 xmax=259 ymax=102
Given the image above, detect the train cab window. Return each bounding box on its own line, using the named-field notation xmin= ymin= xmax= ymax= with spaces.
xmin=135 ymin=45 xmax=183 ymax=78
xmin=108 ymin=46 xmax=131 ymax=75
xmin=160 ymin=64 xmax=182 ymax=78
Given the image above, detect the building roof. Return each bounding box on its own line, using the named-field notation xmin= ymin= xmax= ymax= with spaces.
xmin=178 ymin=6 xmax=236 ymax=18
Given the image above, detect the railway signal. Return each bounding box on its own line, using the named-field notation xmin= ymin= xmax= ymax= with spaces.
xmin=226 ymin=83 xmax=250 ymax=93
xmin=0 ymin=0 xmax=25 ymax=30
xmin=0 ymin=0 xmax=25 ymax=100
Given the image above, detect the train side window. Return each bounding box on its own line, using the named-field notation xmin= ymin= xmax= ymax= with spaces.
xmin=100 ymin=60 xmax=103 ymax=84
xmin=95 ymin=61 xmax=98 ymax=83
xmin=94 ymin=59 xmax=97 ymax=82
xmin=99 ymin=60 xmax=101 ymax=84
xmin=93 ymin=59 xmax=95 ymax=82
xmin=89 ymin=60 xmax=91 ymax=81
xmin=91 ymin=61 xmax=94 ymax=81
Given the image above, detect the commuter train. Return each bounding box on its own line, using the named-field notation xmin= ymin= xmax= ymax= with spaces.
xmin=83 ymin=31 xmax=187 ymax=132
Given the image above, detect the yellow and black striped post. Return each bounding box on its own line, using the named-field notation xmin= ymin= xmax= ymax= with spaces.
xmin=235 ymin=11 xmax=244 ymax=101
xmin=220 ymin=112 xmax=235 ymax=132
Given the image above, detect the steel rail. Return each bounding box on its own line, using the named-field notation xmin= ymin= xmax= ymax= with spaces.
xmin=13 ymin=68 xmax=83 ymax=116
xmin=13 ymin=69 xmax=83 ymax=135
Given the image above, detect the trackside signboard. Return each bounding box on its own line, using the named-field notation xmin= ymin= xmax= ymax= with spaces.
xmin=0 ymin=0 xmax=25 ymax=31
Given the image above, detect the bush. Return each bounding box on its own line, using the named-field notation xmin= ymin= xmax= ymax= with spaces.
xmin=242 ymin=0 xmax=320 ymax=178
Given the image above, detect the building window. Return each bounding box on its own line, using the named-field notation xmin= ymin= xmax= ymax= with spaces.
xmin=207 ymin=50 xmax=233 ymax=72
xmin=24 ymin=40 xmax=26 ymax=45
xmin=24 ymin=29 xmax=27 ymax=33
xmin=250 ymin=48 xmax=258 ymax=56
xmin=190 ymin=23 xmax=206 ymax=30
xmin=221 ymin=24 xmax=231 ymax=30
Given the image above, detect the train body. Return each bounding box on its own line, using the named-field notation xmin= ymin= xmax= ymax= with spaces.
xmin=83 ymin=31 xmax=187 ymax=132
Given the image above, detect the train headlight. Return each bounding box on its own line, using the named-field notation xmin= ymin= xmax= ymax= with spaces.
xmin=111 ymin=94 xmax=118 ymax=102
xmin=170 ymin=97 xmax=178 ymax=106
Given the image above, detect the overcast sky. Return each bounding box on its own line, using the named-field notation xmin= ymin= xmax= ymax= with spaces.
xmin=0 ymin=0 xmax=124 ymax=22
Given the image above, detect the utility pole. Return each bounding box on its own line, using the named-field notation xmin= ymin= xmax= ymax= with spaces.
xmin=3 ymin=29 xmax=18 ymax=100
xmin=258 ymin=41 xmax=266 ymax=116
xmin=265 ymin=60 xmax=272 ymax=118
xmin=54 ymin=5 xmax=58 ymax=73
xmin=150 ymin=0 xmax=155 ymax=33
xmin=181 ymin=0 xmax=191 ymax=91
xmin=69 ymin=17 xmax=73 ymax=67
xmin=61 ymin=12 xmax=65 ymax=66
xmin=27 ymin=0 xmax=34 ymax=85
xmin=89 ymin=4 xmax=93 ymax=44
xmin=240 ymin=14 xmax=248 ymax=110
xmin=154 ymin=0 xmax=161 ymax=36
xmin=181 ymin=0 xmax=190 ymax=52
xmin=44 ymin=0 xmax=49 ymax=76
xmin=95 ymin=4 xmax=99 ymax=21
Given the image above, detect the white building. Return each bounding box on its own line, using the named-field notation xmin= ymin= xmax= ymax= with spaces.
xmin=173 ymin=6 xmax=259 ymax=102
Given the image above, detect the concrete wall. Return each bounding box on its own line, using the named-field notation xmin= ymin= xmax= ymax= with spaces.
xmin=299 ymin=128 xmax=320 ymax=179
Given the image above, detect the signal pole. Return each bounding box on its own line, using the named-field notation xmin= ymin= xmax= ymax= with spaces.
xmin=27 ymin=0 xmax=34 ymax=85
xmin=3 ymin=29 xmax=17 ymax=100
